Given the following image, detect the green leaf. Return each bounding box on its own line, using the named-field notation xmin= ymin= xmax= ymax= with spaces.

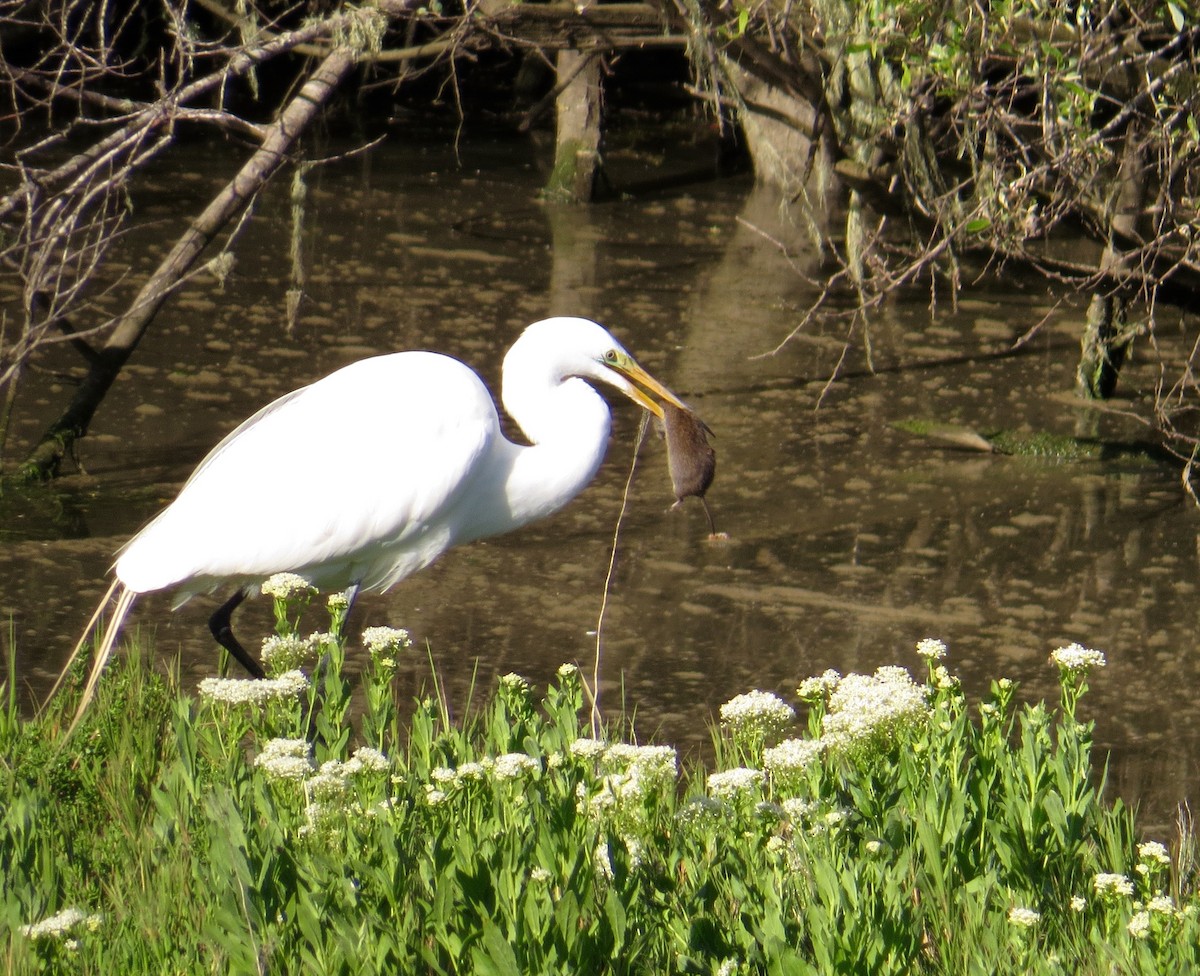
xmin=473 ymin=918 xmax=522 ymax=976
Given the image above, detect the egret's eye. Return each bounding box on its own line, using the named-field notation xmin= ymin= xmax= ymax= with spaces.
xmin=603 ymin=349 xmax=620 ymax=364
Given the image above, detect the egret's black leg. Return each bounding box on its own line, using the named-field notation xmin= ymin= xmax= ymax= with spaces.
xmin=699 ymin=498 xmax=718 ymax=537
xmin=208 ymin=589 xmax=265 ymax=679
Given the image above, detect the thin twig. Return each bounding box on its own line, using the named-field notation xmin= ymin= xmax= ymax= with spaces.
xmin=588 ymin=411 xmax=651 ymax=737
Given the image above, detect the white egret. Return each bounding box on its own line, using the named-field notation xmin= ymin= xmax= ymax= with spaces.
xmin=63 ymin=316 xmax=689 ymax=716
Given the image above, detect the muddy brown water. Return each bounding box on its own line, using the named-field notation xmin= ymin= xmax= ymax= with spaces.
xmin=3 ymin=133 xmax=1198 ymax=832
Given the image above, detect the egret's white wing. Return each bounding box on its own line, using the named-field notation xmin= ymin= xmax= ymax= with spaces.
xmin=116 ymin=352 xmax=498 ymax=594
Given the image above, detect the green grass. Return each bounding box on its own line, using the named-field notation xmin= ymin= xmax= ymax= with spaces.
xmin=2 ymin=587 xmax=1197 ymax=974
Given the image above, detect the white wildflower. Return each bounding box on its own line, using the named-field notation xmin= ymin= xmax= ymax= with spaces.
xmin=361 ymin=626 xmax=412 ymax=654
xmin=306 ymin=760 xmax=351 ymax=804
xmin=1127 ymin=910 xmax=1151 ymax=939
xmin=1070 ymin=895 xmax=1086 ymax=913
xmin=556 ymin=663 xmax=579 ymax=678
xmin=719 ymin=690 xmax=795 ymax=738
xmin=260 ymin=634 xmax=320 ymax=671
xmin=261 ymin=572 xmax=315 ymax=599
xmin=254 ymin=738 xmax=315 ymax=780
xmin=530 ymin=867 xmax=553 ymax=884
xmin=1147 ymin=894 xmax=1176 ymax=915
xmin=586 ymin=780 xmax=617 ymax=815
xmin=499 ymin=672 xmax=530 ymax=693
xmin=676 ymin=795 xmax=724 ymax=825
xmin=1050 ymin=642 xmax=1106 ymax=675
xmin=430 ymin=766 xmax=456 ymax=784
xmin=593 ymin=842 xmax=614 ymax=882
xmin=569 ymin=737 xmax=608 ymax=760
xmin=931 ymin=665 xmax=958 ymax=690
xmin=1138 ymin=841 xmax=1171 ymax=866
xmin=865 ymin=839 xmax=883 ymax=854
xmin=346 ymin=747 xmax=389 ymax=774
xmin=707 ymin=767 xmax=764 ymax=799
xmin=821 ymin=666 xmax=929 ymax=758
xmin=763 ymin=737 xmax=823 ymax=777
xmin=20 ymin=907 xmax=100 ymax=941
xmin=916 ymin=638 xmax=947 ymax=661
xmin=624 ymin=835 xmax=645 ymax=869
xmin=717 ymin=960 xmax=740 ymax=976
xmin=602 ymin=744 xmax=678 ymax=785
xmin=781 ymin=797 xmax=816 ymax=822
xmin=199 ymin=669 xmax=309 ymax=706
xmin=1093 ymin=873 xmax=1134 ymax=897
xmin=492 ymin=753 xmax=540 ymax=780
xmin=797 ymin=669 xmax=841 ymax=700
xmin=326 ymin=591 xmax=350 ymax=612
xmin=454 ymin=761 xmax=490 ymax=783
xmin=423 ymin=786 xmax=448 ymax=806
xmin=1008 ymin=906 xmax=1040 ymax=928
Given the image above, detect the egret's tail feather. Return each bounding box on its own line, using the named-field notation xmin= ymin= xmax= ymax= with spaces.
xmin=43 ymin=577 xmax=120 ymax=714
xmin=49 ymin=580 xmax=139 ymax=736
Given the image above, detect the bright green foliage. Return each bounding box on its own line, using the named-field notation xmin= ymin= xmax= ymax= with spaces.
xmin=2 ymin=608 xmax=1198 ymax=973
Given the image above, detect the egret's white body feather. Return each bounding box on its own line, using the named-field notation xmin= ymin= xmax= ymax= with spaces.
xmin=116 ymin=352 xmax=500 ymax=597
xmin=61 ymin=316 xmax=687 ymax=727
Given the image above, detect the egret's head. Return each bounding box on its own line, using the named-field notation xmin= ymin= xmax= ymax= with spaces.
xmin=508 ymin=316 xmax=688 ymax=418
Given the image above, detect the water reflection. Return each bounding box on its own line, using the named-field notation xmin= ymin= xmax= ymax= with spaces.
xmin=2 ymin=133 xmax=1196 ymax=832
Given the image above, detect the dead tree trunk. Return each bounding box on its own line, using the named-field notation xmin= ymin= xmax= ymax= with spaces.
xmin=545 ymin=49 xmax=604 ymax=202
xmin=16 ymin=47 xmax=358 ymax=482
xmin=1075 ymin=128 xmax=1148 ymax=400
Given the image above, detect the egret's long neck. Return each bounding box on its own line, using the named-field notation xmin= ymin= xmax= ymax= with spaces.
xmin=497 ymin=352 xmax=612 ymax=530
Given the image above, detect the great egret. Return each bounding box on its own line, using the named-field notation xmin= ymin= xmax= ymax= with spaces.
xmin=63 ymin=316 xmax=690 ymax=717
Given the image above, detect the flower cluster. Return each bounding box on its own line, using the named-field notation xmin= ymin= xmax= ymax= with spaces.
xmin=260 ymin=633 xmax=323 ymax=672
xmin=601 ymin=743 xmax=678 ymax=787
xmin=763 ymin=737 xmax=823 ymax=778
xmin=797 ymin=669 xmax=841 ymax=701
xmin=719 ymin=690 xmax=795 ymax=740
xmin=20 ymin=907 xmax=102 ymax=942
xmin=1007 ymin=906 xmax=1040 ymax=928
xmin=821 ymin=666 xmax=930 ymax=759
xmin=1127 ymin=911 xmax=1151 ymax=940
xmin=198 ymin=670 xmax=308 ymax=706
xmin=568 ymin=737 xmax=608 ymax=760
xmin=492 ymin=752 xmax=540 ymax=780
xmin=299 ymin=749 xmax=392 ymax=833
xmin=1050 ymin=642 xmax=1106 ymax=675
xmin=568 ymin=743 xmax=679 ymax=836
xmin=361 ymin=626 xmax=412 ymax=656
xmin=915 ymin=638 xmax=948 ymax=661
xmin=1138 ymin=841 xmax=1171 ymax=867
xmin=255 ymin=738 xmax=316 ymax=780
xmin=1093 ymin=873 xmax=1135 ymax=898
xmin=707 ymin=767 xmax=764 ymax=799
xmin=499 ymin=672 xmax=531 ymax=694
xmin=261 ymin=572 xmax=315 ymax=600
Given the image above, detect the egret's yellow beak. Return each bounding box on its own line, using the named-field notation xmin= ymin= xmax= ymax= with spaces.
xmin=607 ymin=353 xmax=689 ymax=419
